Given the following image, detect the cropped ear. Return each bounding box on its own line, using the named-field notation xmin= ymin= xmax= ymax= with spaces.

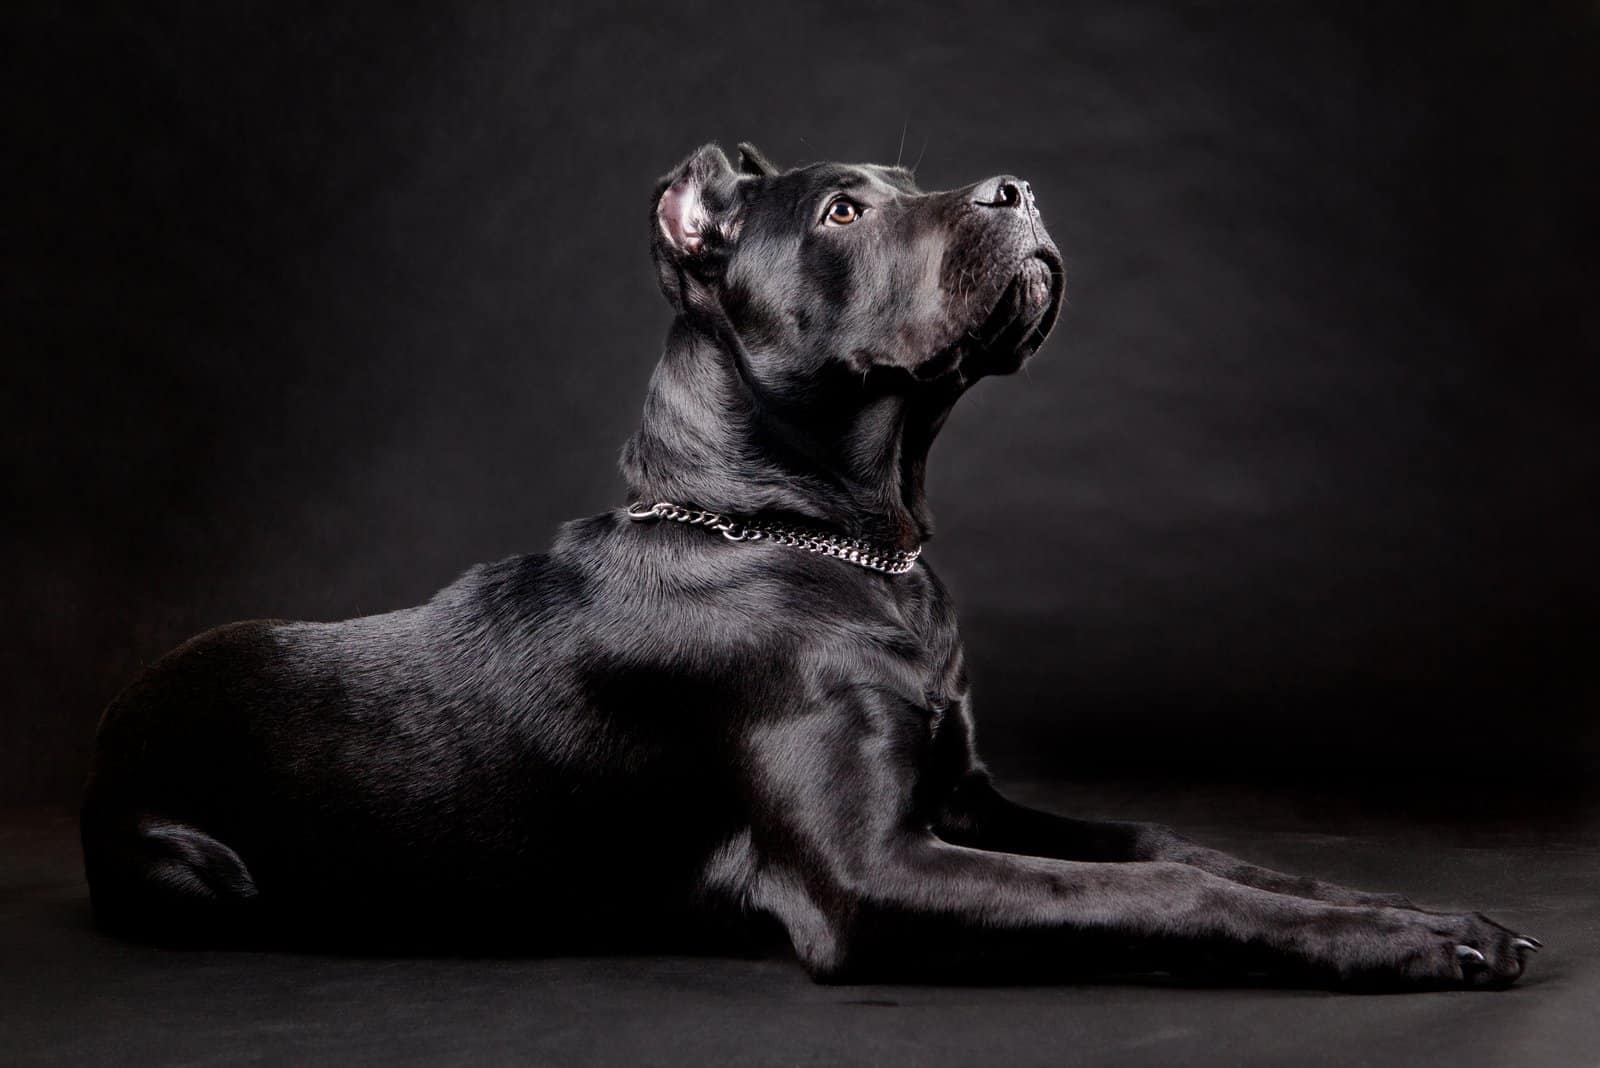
xmin=653 ymin=144 xmax=740 ymax=261
xmin=737 ymin=142 xmax=779 ymax=177
xmin=652 ymin=144 xmax=747 ymax=315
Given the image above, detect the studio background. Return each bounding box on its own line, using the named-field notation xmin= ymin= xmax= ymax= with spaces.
xmin=6 ymin=2 xmax=1597 ymax=806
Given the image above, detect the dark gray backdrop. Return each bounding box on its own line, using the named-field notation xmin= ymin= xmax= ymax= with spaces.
xmin=7 ymin=3 xmax=1597 ymax=805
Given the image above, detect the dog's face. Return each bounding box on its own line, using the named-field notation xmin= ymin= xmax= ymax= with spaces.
xmin=652 ymin=144 xmax=1063 ymax=387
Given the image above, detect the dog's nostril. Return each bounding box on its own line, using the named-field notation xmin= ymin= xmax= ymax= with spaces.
xmin=977 ymin=177 xmax=1031 ymax=211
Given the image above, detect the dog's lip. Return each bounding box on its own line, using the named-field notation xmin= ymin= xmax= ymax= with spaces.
xmin=1021 ymin=248 xmax=1065 ymax=353
xmin=917 ymin=247 xmax=1065 ymax=381
xmin=976 ymin=249 xmax=1064 ymax=357
xmin=1025 ymin=246 xmax=1064 ymax=305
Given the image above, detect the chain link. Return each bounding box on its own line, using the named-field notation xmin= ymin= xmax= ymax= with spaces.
xmin=626 ymin=500 xmax=921 ymax=575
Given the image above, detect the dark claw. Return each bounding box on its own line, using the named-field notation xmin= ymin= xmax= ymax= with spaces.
xmin=1512 ymin=937 xmax=1541 ymax=952
xmin=1456 ymin=945 xmax=1486 ymax=963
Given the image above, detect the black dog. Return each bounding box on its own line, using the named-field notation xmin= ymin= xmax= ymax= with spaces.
xmin=83 ymin=143 xmax=1538 ymax=988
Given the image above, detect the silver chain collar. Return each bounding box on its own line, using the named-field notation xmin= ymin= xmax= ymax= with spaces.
xmin=626 ymin=500 xmax=922 ymax=575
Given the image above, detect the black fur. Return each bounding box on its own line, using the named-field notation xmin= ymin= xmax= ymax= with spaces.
xmin=82 ymin=144 xmax=1537 ymax=988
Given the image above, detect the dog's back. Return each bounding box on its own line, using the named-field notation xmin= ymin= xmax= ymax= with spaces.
xmin=78 ymin=520 xmax=826 ymax=945
xmin=81 ymin=544 xmax=653 ymax=941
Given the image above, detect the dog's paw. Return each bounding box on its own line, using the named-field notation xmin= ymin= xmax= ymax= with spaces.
xmin=1373 ymin=910 xmax=1541 ymax=989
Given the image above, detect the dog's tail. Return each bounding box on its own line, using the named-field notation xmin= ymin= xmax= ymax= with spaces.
xmin=82 ymin=803 xmax=259 ymax=941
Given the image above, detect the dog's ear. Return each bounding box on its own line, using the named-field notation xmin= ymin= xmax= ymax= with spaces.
xmin=653 ymin=144 xmax=741 ymax=261
xmin=653 ymin=144 xmax=747 ymax=315
xmin=736 ymin=142 xmax=779 ymax=177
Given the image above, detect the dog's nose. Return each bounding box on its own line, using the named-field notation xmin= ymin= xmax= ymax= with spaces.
xmin=974 ymin=175 xmax=1036 ymax=213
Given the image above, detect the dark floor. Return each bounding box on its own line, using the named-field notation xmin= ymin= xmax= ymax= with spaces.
xmin=3 ymin=781 xmax=1596 ymax=1067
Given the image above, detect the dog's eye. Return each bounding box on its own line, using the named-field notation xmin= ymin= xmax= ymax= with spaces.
xmin=824 ymin=198 xmax=862 ymax=226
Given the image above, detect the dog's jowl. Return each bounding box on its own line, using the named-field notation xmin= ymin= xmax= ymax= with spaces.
xmin=81 ymin=143 xmax=1538 ymax=988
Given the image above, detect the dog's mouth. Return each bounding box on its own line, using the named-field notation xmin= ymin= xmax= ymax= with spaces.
xmin=913 ymin=248 xmax=1066 ymax=382
xmin=972 ymin=252 xmax=1064 ymax=368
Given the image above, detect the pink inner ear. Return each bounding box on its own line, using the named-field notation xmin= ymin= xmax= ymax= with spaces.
xmin=657 ymin=180 xmax=705 ymax=254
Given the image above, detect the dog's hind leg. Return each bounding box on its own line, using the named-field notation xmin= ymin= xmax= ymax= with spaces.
xmin=82 ymin=811 xmax=260 ymax=941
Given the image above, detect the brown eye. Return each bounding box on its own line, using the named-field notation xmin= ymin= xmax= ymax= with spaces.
xmin=825 ymin=198 xmax=861 ymax=225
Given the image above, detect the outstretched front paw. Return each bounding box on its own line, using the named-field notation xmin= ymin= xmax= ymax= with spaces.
xmin=1370 ymin=910 xmax=1541 ymax=989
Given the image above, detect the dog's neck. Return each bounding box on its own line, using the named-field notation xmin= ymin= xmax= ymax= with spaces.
xmin=621 ymin=318 xmax=962 ymax=552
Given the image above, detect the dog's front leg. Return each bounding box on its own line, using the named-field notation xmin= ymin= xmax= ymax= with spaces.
xmin=757 ymin=830 xmax=1532 ymax=988
xmin=744 ymin=696 xmax=1533 ymax=988
xmin=939 ymin=771 xmax=1415 ymax=908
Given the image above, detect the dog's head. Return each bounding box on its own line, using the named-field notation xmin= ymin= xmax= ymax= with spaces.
xmin=651 ymin=143 xmax=1064 ymax=385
